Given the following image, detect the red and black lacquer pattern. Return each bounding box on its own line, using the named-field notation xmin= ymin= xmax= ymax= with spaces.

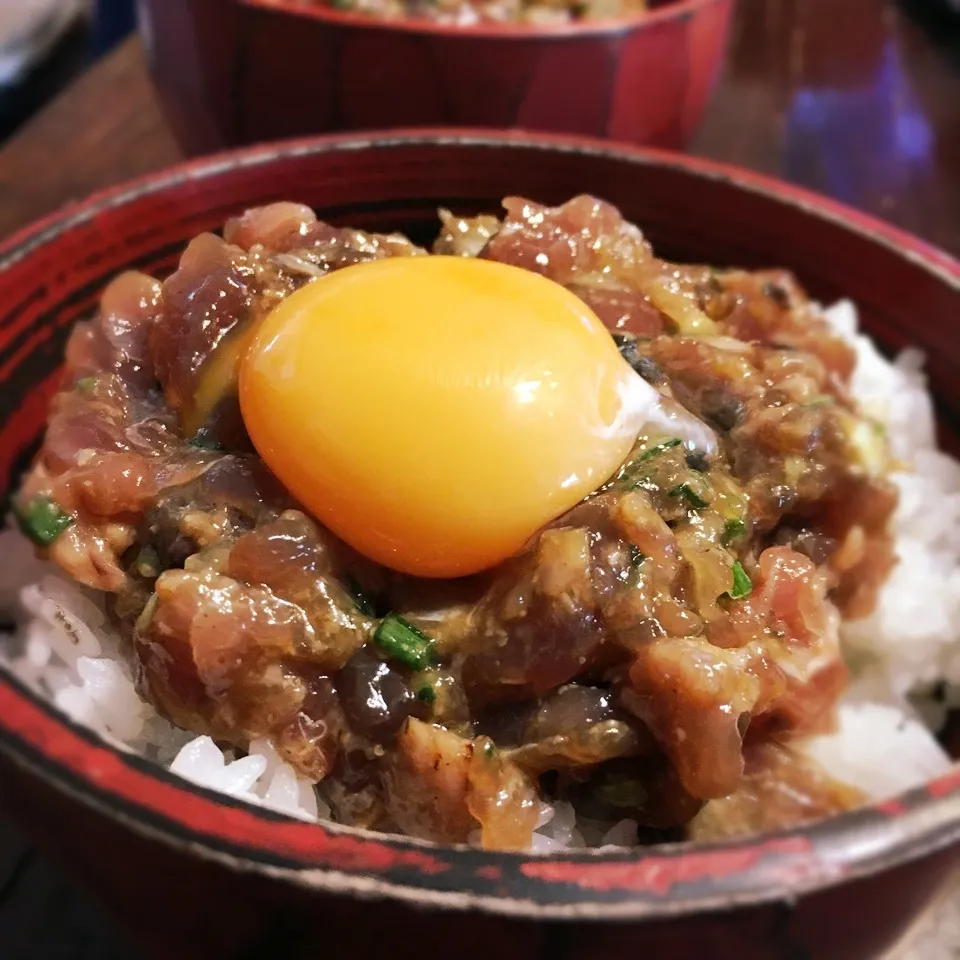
xmin=0 ymin=134 xmax=959 ymax=958
xmin=138 ymin=0 xmax=733 ymax=155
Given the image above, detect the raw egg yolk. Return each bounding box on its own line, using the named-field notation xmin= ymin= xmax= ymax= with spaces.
xmin=240 ymin=255 xmax=646 ymax=578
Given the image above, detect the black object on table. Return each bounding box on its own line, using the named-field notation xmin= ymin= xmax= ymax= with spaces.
xmin=0 ymin=18 xmax=91 ymax=144
xmin=0 ymin=0 xmax=137 ymax=145
xmin=91 ymin=0 xmax=137 ymax=57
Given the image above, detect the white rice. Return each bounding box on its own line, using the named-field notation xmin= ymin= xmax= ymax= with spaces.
xmin=0 ymin=299 xmax=956 ymax=847
xmin=790 ymin=301 xmax=958 ymax=796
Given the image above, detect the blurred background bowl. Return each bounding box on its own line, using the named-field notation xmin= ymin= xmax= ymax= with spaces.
xmin=1 ymin=131 xmax=959 ymax=960
xmin=135 ymin=0 xmax=733 ymax=154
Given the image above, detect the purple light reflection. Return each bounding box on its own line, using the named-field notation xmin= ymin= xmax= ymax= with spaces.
xmin=784 ymin=41 xmax=934 ymax=207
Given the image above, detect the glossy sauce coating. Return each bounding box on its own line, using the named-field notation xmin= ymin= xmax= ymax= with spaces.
xmin=18 ymin=196 xmax=894 ymax=850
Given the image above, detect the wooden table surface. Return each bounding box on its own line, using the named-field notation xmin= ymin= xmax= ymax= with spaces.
xmin=0 ymin=0 xmax=959 ymax=957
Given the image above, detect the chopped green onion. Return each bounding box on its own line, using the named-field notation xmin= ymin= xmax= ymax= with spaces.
xmin=189 ymin=431 xmax=224 ymax=452
xmin=347 ymin=576 xmax=375 ymax=617
xmin=623 ymin=544 xmax=647 ymax=586
xmin=668 ymin=483 xmax=709 ymax=509
xmin=76 ymin=376 xmax=98 ymax=395
xmin=135 ymin=545 xmax=161 ymax=578
xmin=412 ymin=669 xmax=441 ymax=705
xmin=600 ymin=777 xmax=647 ymax=809
xmin=136 ymin=593 xmax=159 ymax=634
xmin=623 ymin=439 xmax=684 ymax=489
xmin=483 ymin=741 xmax=496 ymax=759
xmin=721 ymin=518 xmax=746 ymax=546
xmin=13 ymin=495 xmax=74 ymax=546
xmin=637 ymin=438 xmax=682 ymax=463
xmin=373 ymin=613 xmax=438 ymax=670
xmin=846 ymin=417 xmax=888 ymax=477
xmin=723 ymin=561 xmax=753 ymax=601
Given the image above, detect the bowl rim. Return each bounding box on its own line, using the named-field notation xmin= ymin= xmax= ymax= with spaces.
xmin=1 ymin=129 xmax=959 ymax=920
xmin=235 ymin=0 xmax=730 ymax=40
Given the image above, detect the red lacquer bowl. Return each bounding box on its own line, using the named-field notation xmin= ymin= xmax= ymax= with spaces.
xmin=136 ymin=0 xmax=732 ymax=154
xmin=1 ymin=132 xmax=960 ymax=960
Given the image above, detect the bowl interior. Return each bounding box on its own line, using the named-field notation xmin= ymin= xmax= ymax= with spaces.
xmin=0 ymin=132 xmax=959 ymax=918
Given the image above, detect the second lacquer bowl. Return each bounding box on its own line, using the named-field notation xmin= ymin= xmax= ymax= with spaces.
xmin=137 ymin=0 xmax=733 ymax=153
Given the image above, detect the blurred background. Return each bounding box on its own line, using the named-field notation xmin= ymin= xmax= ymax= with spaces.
xmin=0 ymin=0 xmax=958 ymax=957
xmin=0 ymin=0 xmax=129 ymax=140
xmin=1 ymin=0 xmax=957 ymax=252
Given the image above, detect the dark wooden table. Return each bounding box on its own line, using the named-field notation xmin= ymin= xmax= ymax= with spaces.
xmin=0 ymin=0 xmax=958 ymax=956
